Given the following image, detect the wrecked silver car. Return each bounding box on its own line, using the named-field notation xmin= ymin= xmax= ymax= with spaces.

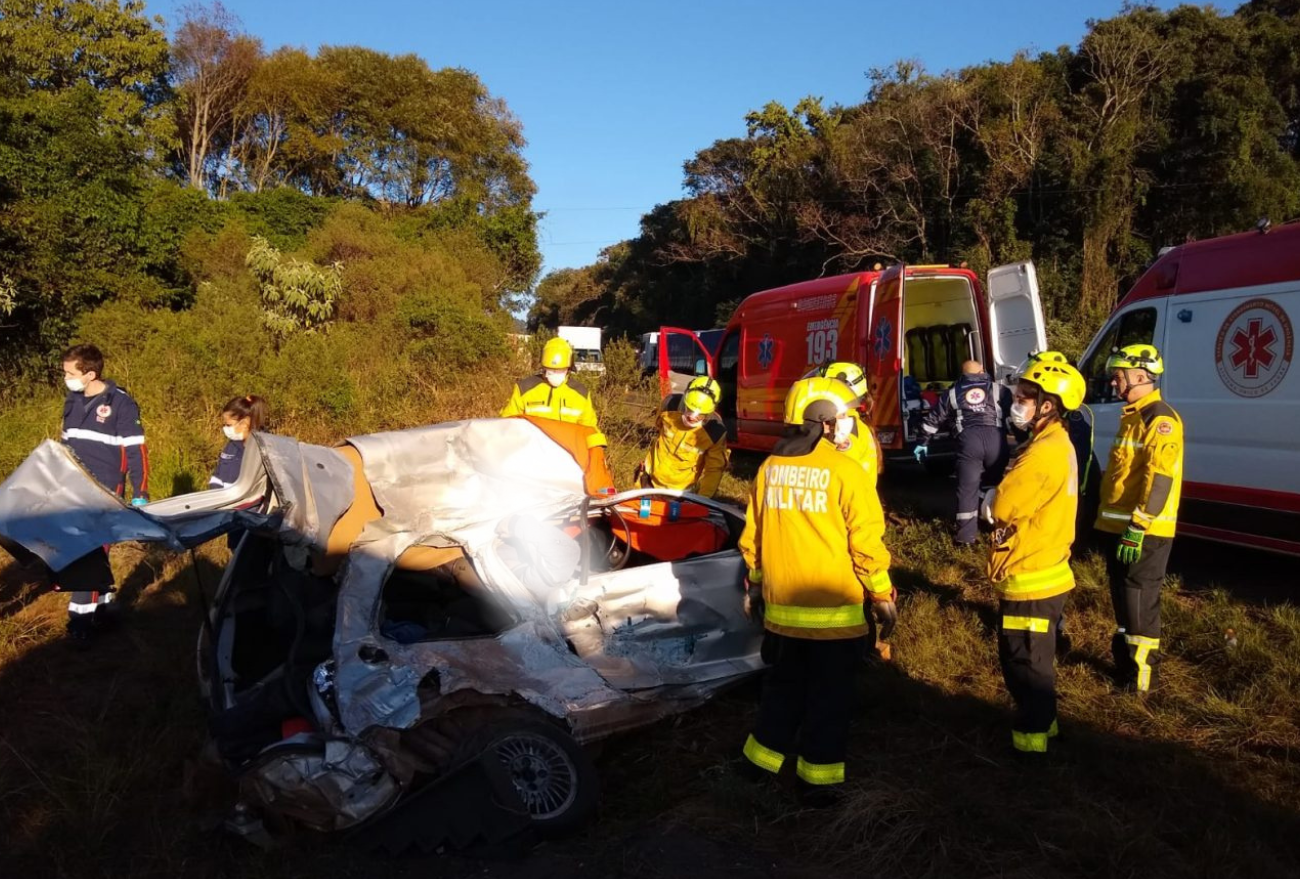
xmin=0 ymin=418 xmax=762 ymax=848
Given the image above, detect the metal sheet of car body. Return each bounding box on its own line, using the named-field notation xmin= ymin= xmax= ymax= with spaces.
xmin=346 ymin=419 xmax=585 ymax=538
xmin=0 ymin=440 xmax=178 ymax=569
xmin=330 ymin=487 xmax=761 ymax=743
xmin=331 ymin=530 xmax=629 ymax=736
xmin=0 ymin=434 xmax=354 ymax=571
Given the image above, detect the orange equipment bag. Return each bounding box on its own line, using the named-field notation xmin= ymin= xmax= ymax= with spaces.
xmin=607 ymin=498 xmax=728 ymax=561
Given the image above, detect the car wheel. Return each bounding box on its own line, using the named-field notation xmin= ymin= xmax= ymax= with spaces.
xmin=461 ymin=715 xmax=599 ymax=837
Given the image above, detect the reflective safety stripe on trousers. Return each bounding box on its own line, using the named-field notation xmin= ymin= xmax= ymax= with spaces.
xmin=997 ymin=561 xmax=1074 ymax=597
xmin=796 ymin=756 xmax=845 ymax=785
xmin=1002 ymin=615 xmax=1050 ymax=633
xmin=67 ymin=591 xmax=113 ymax=615
xmin=1126 ymin=633 xmax=1161 ymax=692
xmin=743 ymin=734 xmax=785 ymax=774
xmin=1012 ymin=719 xmax=1059 ymax=753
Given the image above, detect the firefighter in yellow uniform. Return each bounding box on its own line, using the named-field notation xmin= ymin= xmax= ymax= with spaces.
xmin=738 ymin=377 xmax=896 ymax=805
xmin=985 ymin=359 xmax=1086 ymax=754
xmin=639 ymin=376 xmax=729 ymax=497
xmin=811 ymin=361 xmax=882 ymax=487
xmin=1093 ymin=344 xmax=1183 ymax=694
xmin=502 ymin=338 xmax=600 ymax=429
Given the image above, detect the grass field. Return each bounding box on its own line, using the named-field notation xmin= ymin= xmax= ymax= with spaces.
xmin=2 ymin=430 xmax=1299 ymax=878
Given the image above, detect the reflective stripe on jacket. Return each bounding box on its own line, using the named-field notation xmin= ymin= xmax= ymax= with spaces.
xmin=501 ymin=374 xmax=599 ymax=428
xmin=740 ymin=439 xmax=891 ymax=640
xmin=61 ymin=381 xmax=149 ymax=499
xmin=642 ymin=409 xmax=729 ymax=497
xmin=988 ymin=419 xmax=1077 ymax=600
xmin=1094 ymin=390 xmax=1183 ymax=538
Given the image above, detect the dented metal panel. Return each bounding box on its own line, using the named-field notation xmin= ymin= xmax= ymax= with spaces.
xmin=0 ymin=441 xmax=179 ymax=569
xmin=0 ymin=434 xmax=354 ymax=571
xmin=241 ymin=738 xmax=400 ymax=833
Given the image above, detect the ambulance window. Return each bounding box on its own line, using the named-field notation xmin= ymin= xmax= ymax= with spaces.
xmin=1082 ymin=307 xmax=1157 ymax=402
xmin=717 ymin=332 xmax=740 ymax=382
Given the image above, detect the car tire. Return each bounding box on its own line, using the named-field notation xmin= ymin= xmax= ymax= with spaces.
xmin=456 ymin=713 xmax=599 ymax=838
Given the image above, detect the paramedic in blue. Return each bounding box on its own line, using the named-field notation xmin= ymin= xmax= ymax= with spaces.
xmin=59 ymin=343 xmax=150 ymax=641
xmin=210 ymin=394 xmax=268 ymax=490
xmin=914 ymin=360 xmax=1011 ymax=545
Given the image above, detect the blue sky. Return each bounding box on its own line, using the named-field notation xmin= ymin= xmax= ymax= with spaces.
xmin=147 ymin=0 xmax=1185 ymax=279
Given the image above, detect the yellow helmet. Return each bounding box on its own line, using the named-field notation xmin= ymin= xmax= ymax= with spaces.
xmin=683 ymin=376 xmax=721 ymax=415
xmin=1027 ymin=350 xmax=1068 ymax=366
xmin=541 ymin=337 xmax=574 ymax=370
xmin=1106 ymin=343 xmax=1164 ymax=376
xmin=819 ymin=361 xmax=868 ymax=401
xmin=784 ymin=377 xmax=855 ymax=425
xmin=1016 ymin=349 xmax=1069 ymax=380
xmin=1021 ymin=361 xmax=1086 ymax=411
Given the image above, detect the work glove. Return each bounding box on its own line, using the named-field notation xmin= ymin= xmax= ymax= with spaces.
xmin=912 ymin=443 xmax=928 ymax=463
xmin=1116 ymin=525 xmax=1146 ymax=565
xmin=743 ymin=576 xmax=765 ymax=623
xmin=130 ymin=496 xmax=148 ymax=507
xmin=870 ymin=595 xmax=898 ymax=641
xmin=979 ymin=487 xmax=997 ymax=525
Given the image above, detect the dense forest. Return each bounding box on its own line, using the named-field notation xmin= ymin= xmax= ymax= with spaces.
xmin=530 ymin=1 xmax=1300 ymax=355
xmin=0 ymin=0 xmax=540 ymax=383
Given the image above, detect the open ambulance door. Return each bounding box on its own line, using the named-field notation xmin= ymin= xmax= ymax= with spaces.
xmin=986 ymin=262 xmax=1048 ymax=383
xmin=656 ymin=327 xmax=716 ymax=402
xmin=867 ymin=266 xmax=905 ymax=450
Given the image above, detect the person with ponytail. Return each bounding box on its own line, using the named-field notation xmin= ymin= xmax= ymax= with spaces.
xmin=210 ymin=395 xmax=268 ymax=490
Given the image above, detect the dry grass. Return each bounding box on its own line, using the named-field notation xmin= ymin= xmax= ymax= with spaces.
xmin=2 ymin=396 xmax=1299 ymax=878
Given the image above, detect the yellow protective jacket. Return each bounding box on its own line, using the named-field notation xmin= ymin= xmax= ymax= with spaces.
xmin=835 ymin=410 xmax=882 ymax=489
xmin=501 ymin=374 xmax=599 ymax=429
xmin=1094 ymin=390 xmax=1183 ymax=538
xmin=740 ymin=439 xmax=892 ymax=640
xmin=642 ymin=410 xmax=729 ymax=497
xmin=988 ymin=419 xmax=1077 ymax=601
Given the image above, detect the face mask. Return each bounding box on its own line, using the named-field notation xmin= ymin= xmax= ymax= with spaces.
xmin=544 ymin=369 xmax=566 ymax=388
xmin=223 ymin=425 xmax=245 ymax=442
xmin=832 ymin=415 xmax=855 ymax=447
xmin=65 ymin=377 xmax=86 ymax=393
xmin=1009 ymin=401 xmax=1035 ymax=431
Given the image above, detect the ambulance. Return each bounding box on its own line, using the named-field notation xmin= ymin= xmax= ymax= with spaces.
xmin=657 ymin=262 xmax=1047 ymax=456
xmin=1076 ymin=221 xmax=1300 ymax=555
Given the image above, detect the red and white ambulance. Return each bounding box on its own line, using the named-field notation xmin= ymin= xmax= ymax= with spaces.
xmin=658 ymin=262 xmax=1047 ymax=455
xmin=1077 ymin=221 xmax=1300 ymax=555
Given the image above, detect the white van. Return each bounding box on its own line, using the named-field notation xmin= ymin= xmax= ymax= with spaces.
xmin=1077 ymin=221 xmax=1300 ymax=555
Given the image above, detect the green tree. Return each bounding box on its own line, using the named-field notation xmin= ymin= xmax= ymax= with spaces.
xmin=244 ymin=235 xmax=341 ymax=343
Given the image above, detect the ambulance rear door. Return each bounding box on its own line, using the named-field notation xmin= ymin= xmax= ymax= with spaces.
xmin=867 ymin=265 xmax=905 ymax=450
xmin=986 ymin=261 xmax=1048 ymax=383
